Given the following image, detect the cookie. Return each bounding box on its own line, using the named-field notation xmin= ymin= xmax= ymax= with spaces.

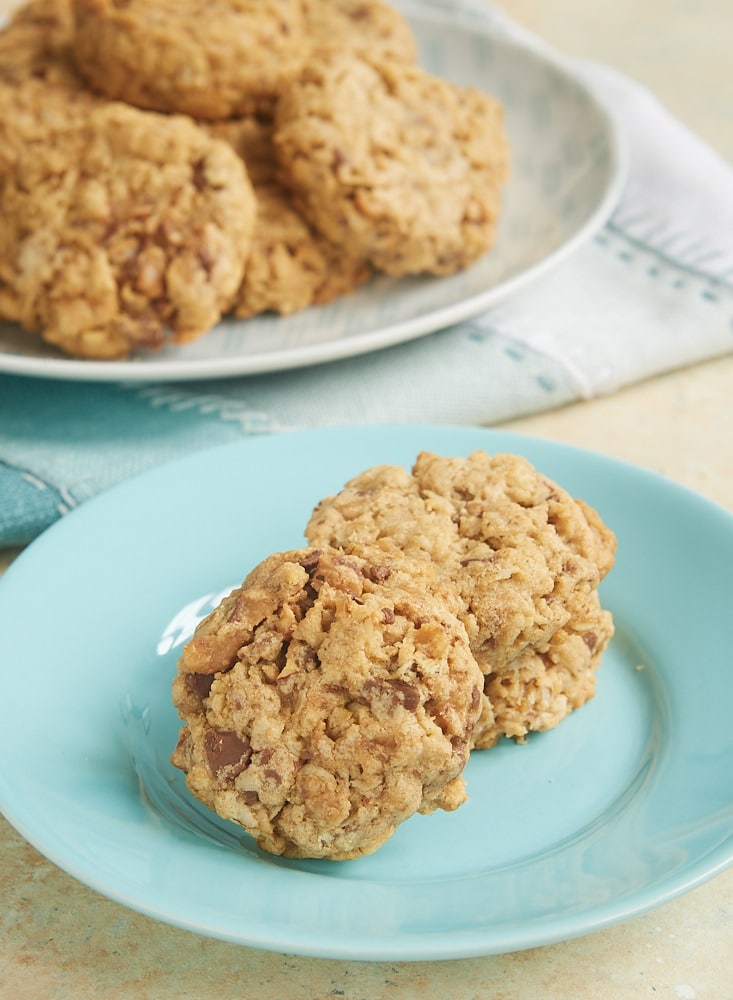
xmin=0 ymin=0 xmax=96 ymax=167
xmin=305 ymin=450 xmax=616 ymax=743
xmin=0 ymin=0 xmax=73 ymax=84
xmin=0 ymin=0 xmax=105 ymax=322
xmin=205 ymin=116 xmax=279 ymax=188
xmin=408 ymin=450 xmax=616 ymax=663
xmin=70 ymin=0 xmax=306 ymax=120
xmin=206 ymin=117 xmax=371 ymax=317
xmin=171 ymin=546 xmax=483 ymax=859
xmin=0 ymin=103 xmax=256 ymax=358
xmin=472 ymin=591 xmax=614 ymax=748
xmin=233 ymin=182 xmax=372 ymax=318
xmin=274 ymin=53 xmax=509 ymax=276
xmin=302 ymin=0 xmax=417 ymax=64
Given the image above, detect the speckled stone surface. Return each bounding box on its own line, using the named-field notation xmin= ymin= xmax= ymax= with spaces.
xmin=1 ymin=0 xmax=732 ymax=996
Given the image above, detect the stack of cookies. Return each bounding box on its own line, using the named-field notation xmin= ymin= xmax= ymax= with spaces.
xmin=0 ymin=0 xmax=510 ymax=359
xmin=171 ymin=450 xmax=616 ymax=860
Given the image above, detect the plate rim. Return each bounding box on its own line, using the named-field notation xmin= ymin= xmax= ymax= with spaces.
xmin=0 ymin=8 xmax=628 ymax=384
xmin=0 ymin=424 xmax=731 ymax=960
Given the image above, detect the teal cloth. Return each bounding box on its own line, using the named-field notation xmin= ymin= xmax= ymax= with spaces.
xmin=0 ymin=327 xmax=579 ymax=544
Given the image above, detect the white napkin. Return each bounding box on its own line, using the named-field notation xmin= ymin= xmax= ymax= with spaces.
xmin=467 ymin=2 xmax=733 ymax=398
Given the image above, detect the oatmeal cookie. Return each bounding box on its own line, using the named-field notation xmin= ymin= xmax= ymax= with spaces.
xmin=233 ymin=182 xmax=372 ymax=317
xmin=472 ymin=591 xmax=614 ymax=748
xmin=206 ymin=116 xmax=371 ymax=317
xmin=302 ymin=0 xmax=417 ymax=64
xmin=70 ymin=0 xmax=306 ymax=119
xmin=0 ymin=103 xmax=256 ymax=358
xmin=274 ymin=53 xmax=509 ymax=276
xmin=0 ymin=0 xmax=97 ymax=169
xmin=306 ymin=450 xmax=616 ymax=742
xmin=0 ymin=0 xmax=73 ymax=83
xmin=171 ymin=546 xmax=483 ymax=859
xmin=0 ymin=0 xmax=103 ymax=321
xmin=409 ymin=450 xmax=616 ymax=664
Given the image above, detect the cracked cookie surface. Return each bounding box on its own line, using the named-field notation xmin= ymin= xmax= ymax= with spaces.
xmin=305 ymin=450 xmax=616 ymax=744
xmin=171 ymin=546 xmax=483 ymax=859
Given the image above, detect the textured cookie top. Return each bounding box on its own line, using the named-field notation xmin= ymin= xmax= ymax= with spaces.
xmin=274 ymin=53 xmax=509 ymax=275
xmin=232 ymin=182 xmax=371 ymax=318
xmin=306 ymin=462 xmax=459 ymax=563
xmin=71 ymin=0 xmax=306 ymax=119
xmin=204 ymin=116 xmax=371 ymax=317
xmin=0 ymin=0 xmax=73 ymax=82
xmin=171 ymin=547 xmax=483 ymax=859
xmin=0 ymin=0 xmax=96 ymax=169
xmin=302 ymin=0 xmax=417 ymax=64
xmin=0 ymin=103 xmax=256 ymax=357
xmin=472 ymin=588 xmax=615 ymax=748
xmin=306 ymin=451 xmax=617 ymax=671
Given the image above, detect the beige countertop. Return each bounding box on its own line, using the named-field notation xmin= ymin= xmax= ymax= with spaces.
xmin=1 ymin=1 xmax=732 ymax=998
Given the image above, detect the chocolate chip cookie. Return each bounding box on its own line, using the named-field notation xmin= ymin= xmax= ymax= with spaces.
xmin=171 ymin=547 xmax=483 ymax=859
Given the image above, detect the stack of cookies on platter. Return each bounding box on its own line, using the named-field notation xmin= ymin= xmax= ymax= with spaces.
xmin=0 ymin=0 xmax=510 ymax=360
xmin=171 ymin=450 xmax=616 ymax=860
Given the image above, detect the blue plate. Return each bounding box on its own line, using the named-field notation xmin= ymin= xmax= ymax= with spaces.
xmin=0 ymin=425 xmax=731 ymax=960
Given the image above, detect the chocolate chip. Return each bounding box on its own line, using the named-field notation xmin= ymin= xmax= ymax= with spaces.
xmin=582 ymin=631 xmax=598 ymax=651
xmin=381 ymin=607 xmax=395 ymax=624
xmin=204 ymin=729 xmax=251 ymax=777
xmin=470 ymin=685 xmax=481 ymax=711
xmin=332 ymin=147 xmax=349 ymax=169
xmin=388 ymin=679 xmax=420 ymax=712
xmin=298 ymin=550 xmax=322 ymax=571
xmin=185 ymin=673 xmax=214 ymax=700
xmin=363 ymin=678 xmax=419 ymax=711
xmin=197 ymin=245 xmax=215 ymax=276
xmin=425 ymin=698 xmax=449 ymax=730
xmin=292 ymin=642 xmax=318 ymax=671
xmin=323 ymin=683 xmax=349 ymax=697
xmin=367 ymin=565 xmax=391 ymax=583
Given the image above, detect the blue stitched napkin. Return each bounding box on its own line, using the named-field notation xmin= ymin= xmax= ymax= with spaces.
xmin=1 ymin=1 xmax=732 ymax=546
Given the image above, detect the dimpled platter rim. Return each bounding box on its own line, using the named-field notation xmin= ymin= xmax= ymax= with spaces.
xmin=0 ymin=2 xmax=626 ymax=382
xmin=0 ymin=424 xmax=730 ymax=960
